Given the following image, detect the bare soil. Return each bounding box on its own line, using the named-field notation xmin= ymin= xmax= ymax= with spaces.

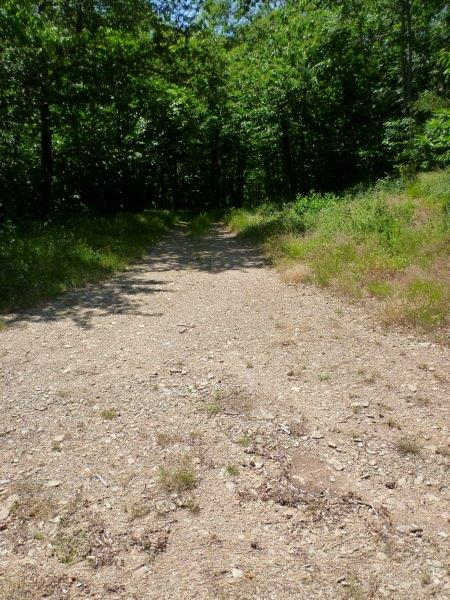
xmin=0 ymin=226 xmax=448 ymax=599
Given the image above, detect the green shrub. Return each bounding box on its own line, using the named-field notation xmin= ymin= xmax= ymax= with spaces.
xmin=416 ymin=109 xmax=450 ymax=170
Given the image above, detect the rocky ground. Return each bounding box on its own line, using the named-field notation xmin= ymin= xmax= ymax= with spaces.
xmin=0 ymin=226 xmax=448 ymax=599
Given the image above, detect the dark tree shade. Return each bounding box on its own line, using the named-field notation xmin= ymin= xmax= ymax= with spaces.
xmin=0 ymin=0 xmax=448 ymax=221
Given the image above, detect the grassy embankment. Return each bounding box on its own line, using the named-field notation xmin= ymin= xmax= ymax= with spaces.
xmin=0 ymin=211 xmax=176 ymax=314
xmin=226 ymin=170 xmax=449 ymax=332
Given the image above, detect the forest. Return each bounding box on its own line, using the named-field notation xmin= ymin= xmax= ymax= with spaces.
xmin=1 ymin=0 xmax=448 ymax=220
xmin=0 ymin=1 xmax=448 ymax=314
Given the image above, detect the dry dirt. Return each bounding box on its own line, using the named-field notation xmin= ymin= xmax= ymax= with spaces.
xmin=0 ymin=226 xmax=449 ymax=599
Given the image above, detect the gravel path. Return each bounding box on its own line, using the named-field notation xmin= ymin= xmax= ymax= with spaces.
xmin=0 ymin=226 xmax=449 ymax=599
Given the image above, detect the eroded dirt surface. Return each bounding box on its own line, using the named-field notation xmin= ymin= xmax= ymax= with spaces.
xmin=0 ymin=226 xmax=449 ymax=599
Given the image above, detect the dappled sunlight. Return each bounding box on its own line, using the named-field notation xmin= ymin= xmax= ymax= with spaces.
xmin=5 ymin=226 xmax=267 ymax=329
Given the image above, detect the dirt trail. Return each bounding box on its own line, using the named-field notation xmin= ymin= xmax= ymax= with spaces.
xmin=0 ymin=226 xmax=448 ymax=599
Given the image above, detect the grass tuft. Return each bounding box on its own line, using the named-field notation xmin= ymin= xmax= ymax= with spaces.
xmin=226 ymin=464 xmax=239 ymax=476
xmin=395 ymin=436 xmax=421 ymax=455
xmin=205 ymin=402 xmax=222 ymax=416
xmin=52 ymin=528 xmax=90 ymax=564
xmin=159 ymin=457 xmax=197 ymax=494
xmin=236 ymin=434 xmax=253 ymax=447
xmin=187 ymin=212 xmax=214 ymax=237
xmin=100 ymin=408 xmax=119 ymax=420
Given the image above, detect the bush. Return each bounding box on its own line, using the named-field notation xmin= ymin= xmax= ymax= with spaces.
xmin=415 ymin=109 xmax=450 ymax=170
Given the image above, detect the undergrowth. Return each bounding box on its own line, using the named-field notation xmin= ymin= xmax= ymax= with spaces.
xmin=0 ymin=210 xmax=176 ymax=312
xmin=187 ymin=212 xmax=214 ymax=237
xmin=226 ymin=170 xmax=449 ymax=332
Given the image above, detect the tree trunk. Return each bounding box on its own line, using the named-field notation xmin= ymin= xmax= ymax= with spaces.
xmin=210 ymin=126 xmax=221 ymax=205
xmin=280 ymin=116 xmax=295 ymax=199
xmin=400 ymin=0 xmax=413 ymax=112
xmin=39 ymin=93 xmax=53 ymax=217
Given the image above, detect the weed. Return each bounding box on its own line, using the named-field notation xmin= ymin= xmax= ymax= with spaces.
xmin=0 ymin=569 xmax=60 ymax=600
xmin=226 ymin=465 xmax=239 ymax=476
xmin=184 ymin=498 xmax=200 ymax=514
xmin=207 ymin=387 xmax=253 ymax=415
xmin=386 ymin=418 xmax=401 ymax=430
xmin=318 ymin=373 xmax=330 ymax=381
xmin=377 ymin=401 xmax=393 ymax=412
xmin=342 ymin=573 xmax=366 ymax=600
xmin=101 ymin=408 xmax=119 ymax=420
xmin=288 ymin=420 xmax=307 ymax=437
xmin=287 ymin=367 xmax=304 ymax=377
xmin=415 ymin=396 xmax=431 ymax=407
xmin=363 ymin=371 xmax=379 ymax=384
xmin=52 ymin=528 xmax=90 ymax=564
xmin=278 ymin=338 xmax=296 ymax=347
xmin=136 ymin=529 xmax=169 ymax=555
xmin=433 ymin=370 xmax=448 ymax=383
xmin=0 ymin=319 xmax=7 ymax=332
xmin=187 ymin=212 xmax=213 ymax=237
xmin=435 ymin=445 xmax=450 ymax=458
xmin=384 ymin=279 xmax=449 ymax=330
xmin=205 ymin=402 xmax=222 ymax=416
xmin=188 ymin=430 xmax=203 ymax=444
xmin=368 ymin=281 xmax=393 ymax=298
xmin=237 ymin=434 xmax=253 ymax=447
xmin=159 ymin=457 xmax=197 ymax=494
xmin=279 ymin=263 xmax=312 ymax=285
xmin=395 ymin=436 xmax=420 ymax=455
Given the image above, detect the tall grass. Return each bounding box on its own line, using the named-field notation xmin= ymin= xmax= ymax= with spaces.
xmin=0 ymin=211 xmax=176 ymax=312
xmin=226 ymin=170 xmax=449 ymax=331
xmin=187 ymin=212 xmax=214 ymax=237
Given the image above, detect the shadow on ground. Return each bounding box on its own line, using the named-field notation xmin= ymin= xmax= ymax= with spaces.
xmin=4 ymin=226 xmax=267 ymax=329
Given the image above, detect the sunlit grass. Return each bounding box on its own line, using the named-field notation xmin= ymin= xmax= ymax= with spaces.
xmin=226 ymin=170 xmax=449 ymax=331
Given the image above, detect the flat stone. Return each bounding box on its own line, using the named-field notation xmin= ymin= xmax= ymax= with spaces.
xmin=329 ymin=459 xmax=344 ymax=471
xmin=45 ymin=480 xmax=61 ymax=488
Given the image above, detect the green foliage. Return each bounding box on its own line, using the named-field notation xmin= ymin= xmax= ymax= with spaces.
xmin=227 ymin=170 xmax=449 ymax=330
xmin=1 ymin=1 xmax=448 ymax=222
xmin=187 ymin=212 xmax=214 ymax=237
xmin=0 ymin=211 xmax=175 ymax=311
xmin=416 ymin=110 xmax=450 ymax=170
xmin=403 ymin=279 xmax=448 ymax=329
